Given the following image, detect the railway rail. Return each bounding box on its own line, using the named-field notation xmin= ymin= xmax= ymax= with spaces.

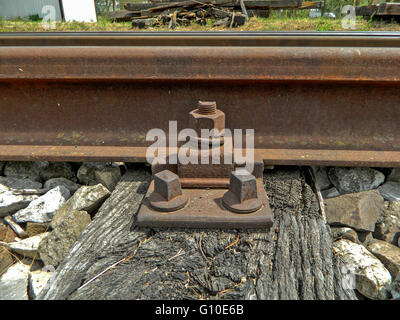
xmin=1 ymin=32 xmax=400 ymax=166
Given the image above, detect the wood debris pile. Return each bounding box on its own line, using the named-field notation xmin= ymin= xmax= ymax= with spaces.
xmin=356 ymin=2 xmax=400 ymax=18
xmin=108 ymin=0 xmax=310 ymax=29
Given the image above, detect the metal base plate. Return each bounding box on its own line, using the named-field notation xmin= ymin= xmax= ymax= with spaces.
xmin=136 ymin=180 xmax=273 ymax=229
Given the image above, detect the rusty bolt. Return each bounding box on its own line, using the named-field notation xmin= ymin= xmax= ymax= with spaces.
xmin=198 ymin=101 xmax=217 ymax=115
xmin=222 ymin=170 xmax=262 ymax=213
xmin=189 ymin=101 xmax=225 ymax=143
xmin=154 ymin=170 xmax=182 ymax=201
xmin=149 ymin=170 xmax=188 ymax=212
xmin=229 ymin=172 xmax=258 ymax=202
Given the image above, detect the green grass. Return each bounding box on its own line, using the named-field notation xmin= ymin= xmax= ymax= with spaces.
xmin=0 ymin=13 xmax=400 ymax=32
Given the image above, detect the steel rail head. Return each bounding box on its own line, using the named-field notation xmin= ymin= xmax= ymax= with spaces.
xmin=2 ymin=31 xmax=400 ymax=47
xmin=0 ymin=33 xmax=400 ymax=167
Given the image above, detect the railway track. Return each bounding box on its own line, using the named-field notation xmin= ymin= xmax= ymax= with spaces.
xmin=0 ymin=32 xmax=397 ymax=297
xmin=1 ymin=32 xmax=400 ymax=166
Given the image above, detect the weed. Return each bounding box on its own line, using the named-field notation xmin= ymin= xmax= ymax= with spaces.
xmin=28 ymin=14 xmax=41 ymax=22
xmin=0 ymin=14 xmax=399 ymax=32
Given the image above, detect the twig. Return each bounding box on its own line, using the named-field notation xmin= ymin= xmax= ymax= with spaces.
xmin=225 ymin=234 xmax=240 ymax=249
xmin=77 ymin=242 xmax=142 ymax=291
xmin=239 ymin=0 xmax=249 ymax=20
xmin=168 ymin=248 xmax=185 ymax=261
xmin=191 ymin=0 xmax=232 ymax=8
xmin=11 ymin=188 xmax=49 ymax=196
xmin=190 ymin=0 xmax=213 ymax=6
xmin=4 ymin=216 xmax=28 ymax=239
xmin=145 ymin=248 xmax=186 ymax=274
xmin=168 ymin=10 xmax=177 ymax=29
xmin=307 ymin=167 xmax=327 ymax=222
xmin=30 ymin=223 xmax=51 ymax=270
xmin=229 ymin=11 xmax=235 ymax=28
xmin=6 ymin=249 xmax=24 ymax=266
xmin=198 ymin=233 xmax=209 ymax=261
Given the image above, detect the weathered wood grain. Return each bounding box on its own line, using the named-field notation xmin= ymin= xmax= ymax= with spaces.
xmin=107 ymin=10 xmax=141 ymax=21
xmin=38 ymin=166 xmax=356 ymax=300
xmin=124 ymin=0 xmax=302 ymax=12
xmin=378 ymin=3 xmax=400 ymax=15
xmin=356 ymin=3 xmax=400 ymax=17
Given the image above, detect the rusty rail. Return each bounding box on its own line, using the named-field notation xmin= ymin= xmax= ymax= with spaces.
xmin=1 ymin=32 xmax=400 ymax=166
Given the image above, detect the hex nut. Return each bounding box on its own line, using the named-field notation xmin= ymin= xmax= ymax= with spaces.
xmin=222 ymin=171 xmax=262 ymax=213
xmin=154 ymin=170 xmax=182 ymax=201
xmin=189 ymin=101 xmax=225 ymax=139
xmin=150 ymin=170 xmax=189 ymax=212
xmin=229 ymin=171 xmax=258 ymax=202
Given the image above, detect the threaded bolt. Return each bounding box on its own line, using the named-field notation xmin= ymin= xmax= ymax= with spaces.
xmin=198 ymin=101 xmax=217 ymax=115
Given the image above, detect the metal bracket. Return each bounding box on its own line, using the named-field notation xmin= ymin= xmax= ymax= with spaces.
xmin=136 ymin=101 xmax=273 ymax=229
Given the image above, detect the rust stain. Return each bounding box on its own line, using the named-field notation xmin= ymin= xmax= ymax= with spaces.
xmin=0 ymin=33 xmax=398 ymax=166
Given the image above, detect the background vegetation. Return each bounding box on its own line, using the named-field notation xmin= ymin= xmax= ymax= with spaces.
xmin=0 ymin=0 xmax=398 ymax=32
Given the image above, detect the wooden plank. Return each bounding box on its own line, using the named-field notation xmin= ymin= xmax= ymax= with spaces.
xmin=126 ymin=0 xmax=230 ymax=11
xmin=356 ymin=3 xmax=400 ymax=17
xmin=141 ymin=0 xmax=235 ymax=16
xmin=355 ymin=4 xmax=378 ymax=16
xmin=378 ymin=2 xmax=400 ymax=15
xmin=124 ymin=3 xmax=155 ymax=11
xmin=237 ymin=0 xmax=301 ymax=8
xmin=299 ymin=1 xmax=323 ymax=9
xmin=107 ymin=10 xmax=141 ymax=21
xmin=37 ymin=167 xmax=356 ymax=300
xmin=125 ymin=0 xmax=302 ymax=12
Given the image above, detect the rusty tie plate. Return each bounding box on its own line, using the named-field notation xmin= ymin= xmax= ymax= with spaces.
xmin=136 ymin=100 xmax=273 ymax=229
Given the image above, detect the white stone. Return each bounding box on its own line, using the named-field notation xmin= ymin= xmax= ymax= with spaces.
xmin=324 ymin=190 xmax=384 ymax=232
xmin=311 ymin=166 xmax=332 ymax=190
xmin=20 ymin=257 xmax=43 ymax=272
xmin=4 ymin=161 xmax=75 ymax=183
xmin=330 ymin=227 xmax=359 ymax=243
xmin=374 ymin=201 xmax=400 ymax=245
xmin=378 ymin=182 xmax=400 ymax=202
xmin=390 ymin=274 xmax=400 ymax=300
xmin=3 ymin=161 xmax=45 ymax=182
xmin=66 ymin=184 xmax=110 ymax=214
xmin=29 ymin=269 xmax=53 ymax=299
xmin=388 ymin=168 xmax=400 ymax=183
xmin=321 ymin=187 xmax=340 ymax=199
xmin=367 ymin=239 xmax=400 ymax=279
xmin=44 ymin=177 xmax=80 ymax=194
xmin=77 ymin=162 xmax=122 ymax=191
xmin=0 ymin=192 xmax=39 ymax=217
xmin=77 ymin=162 xmax=112 ymax=185
xmin=39 ymin=162 xmax=75 ymax=182
xmin=6 ymin=233 xmax=50 ymax=259
xmin=328 ymin=167 xmax=385 ymax=195
xmin=333 ymin=239 xmax=392 ymax=300
xmin=0 ymin=177 xmax=42 ymax=190
xmin=12 ymin=186 xmax=70 ymax=223
xmin=0 ymin=262 xmax=29 ymax=300
xmin=94 ymin=167 xmax=121 ymax=191
xmin=39 ymin=210 xmax=91 ymax=267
